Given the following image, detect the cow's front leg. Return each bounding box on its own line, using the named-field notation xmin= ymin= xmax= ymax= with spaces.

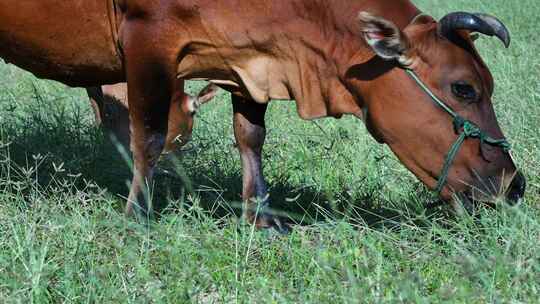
xmin=122 ymin=34 xmax=187 ymax=219
xmin=125 ymin=80 xmax=174 ymax=219
xmin=232 ymin=95 xmax=289 ymax=233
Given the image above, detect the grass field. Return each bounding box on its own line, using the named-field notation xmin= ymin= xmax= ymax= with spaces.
xmin=0 ymin=0 xmax=539 ymax=303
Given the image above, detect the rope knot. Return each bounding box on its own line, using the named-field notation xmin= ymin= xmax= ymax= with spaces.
xmin=462 ymin=121 xmax=482 ymax=138
xmin=453 ymin=116 xmax=482 ymax=138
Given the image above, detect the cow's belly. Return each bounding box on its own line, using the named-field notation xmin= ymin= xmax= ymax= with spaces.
xmin=0 ymin=0 xmax=124 ymax=87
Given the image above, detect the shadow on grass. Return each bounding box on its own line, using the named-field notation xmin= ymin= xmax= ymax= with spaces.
xmin=0 ymin=100 xmax=444 ymax=232
xmin=154 ymin=149 xmax=448 ymax=231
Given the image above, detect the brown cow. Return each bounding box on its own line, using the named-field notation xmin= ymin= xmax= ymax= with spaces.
xmin=86 ymin=82 xmax=218 ymax=152
xmin=0 ymin=1 xmax=525 ymax=231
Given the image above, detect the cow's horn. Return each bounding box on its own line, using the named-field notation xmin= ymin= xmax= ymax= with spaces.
xmin=438 ymin=12 xmax=510 ymax=48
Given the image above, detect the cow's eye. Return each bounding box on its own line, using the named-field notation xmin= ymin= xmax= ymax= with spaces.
xmin=451 ymin=82 xmax=477 ymax=101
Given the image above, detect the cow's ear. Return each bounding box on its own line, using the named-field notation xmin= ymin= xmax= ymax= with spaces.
xmin=188 ymin=83 xmax=220 ymax=114
xmin=358 ymin=12 xmax=413 ymax=66
xmin=196 ymin=83 xmax=220 ymax=105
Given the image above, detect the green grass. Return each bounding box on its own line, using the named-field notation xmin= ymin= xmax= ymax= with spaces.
xmin=0 ymin=0 xmax=538 ymax=302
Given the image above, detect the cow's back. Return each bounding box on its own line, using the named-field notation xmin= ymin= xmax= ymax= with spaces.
xmin=0 ymin=0 xmax=124 ymax=86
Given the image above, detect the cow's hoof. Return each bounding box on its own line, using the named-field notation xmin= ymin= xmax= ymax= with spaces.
xmin=271 ymin=217 xmax=292 ymax=235
xmin=254 ymin=214 xmax=292 ymax=235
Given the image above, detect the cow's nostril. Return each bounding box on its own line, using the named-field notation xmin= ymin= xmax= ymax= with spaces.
xmin=506 ymin=171 xmax=526 ymax=204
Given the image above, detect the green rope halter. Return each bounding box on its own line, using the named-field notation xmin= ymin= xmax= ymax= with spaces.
xmin=405 ymin=69 xmax=511 ymax=195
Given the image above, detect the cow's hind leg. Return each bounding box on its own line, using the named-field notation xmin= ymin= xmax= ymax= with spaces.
xmin=86 ymin=87 xmax=105 ymax=126
xmin=86 ymin=84 xmax=131 ymax=150
xmin=233 ymin=95 xmax=290 ymax=234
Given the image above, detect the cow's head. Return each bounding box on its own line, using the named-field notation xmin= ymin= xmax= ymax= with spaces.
xmin=346 ymin=11 xmax=525 ymax=206
xmin=165 ymin=83 xmax=219 ymax=152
